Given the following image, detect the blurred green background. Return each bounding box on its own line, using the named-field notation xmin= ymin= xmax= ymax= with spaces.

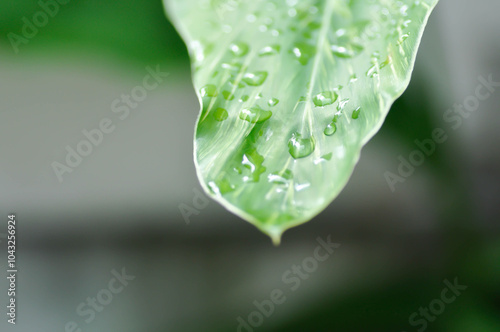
xmin=0 ymin=0 xmax=499 ymax=331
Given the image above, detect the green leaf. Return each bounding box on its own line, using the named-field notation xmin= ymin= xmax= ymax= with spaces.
xmin=165 ymin=0 xmax=439 ymax=243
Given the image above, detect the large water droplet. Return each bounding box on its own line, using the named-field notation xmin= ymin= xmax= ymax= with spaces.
xmin=243 ymin=71 xmax=268 ymax=86
xmin=288 ymin=132 xmax=315 ymax=159
xmin=313 ymin=91 xmax=338 ymax=107
xmin=239 ymin=105 xmax=272 ymax=123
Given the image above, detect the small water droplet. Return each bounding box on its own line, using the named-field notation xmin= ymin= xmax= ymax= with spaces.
xmin=313 ymin=91 xmax=338 ymax=107
xmin=243 ymin=71 xmax=268 ymax=86
xmin=239 ymin=95 xmax=249 ymax=102
xmin=214 ymin=108 xmax=228 ymax=121
xmin=288 ymin=132 xmax=315 ymax=159
xmin=324 ymin=122 xmax=337 ymax=136
xmin=322 ymin=153 xmax=332 ymax=161
xmin=222 ymin=90 xmax=234 ymax=100
xmin=337 ymin=99 xmax=350 ymax=111
xmin=268 ymin=98 xmax=279 ymax=107
xmin=221 ymin=61 xmax=242 ymax=71
xmin=229 ymin=42 xmax=249 ymax=57
xmin=259 ymin=44 xmax=281 ymax=56
xmin=291 ymin=42 xmax=316 ymax=65
xmin=352 ymin=107 xmax=361 ymax=119
xmin=239 ymin=105 xmax=272 ymax=123
xmin=200 ymin=84 xmax=217 ymax=97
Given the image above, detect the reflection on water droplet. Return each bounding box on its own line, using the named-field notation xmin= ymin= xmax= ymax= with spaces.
xmin=324 ymin=122 xmax=337 ymax=136
xmin=259 ymin=44 xmax=281 ymax=56
xmin=349 ymin=74 xmax=358 ymax=83
xmin=268 ymin=98 xmax=279 ymax=107
xmin=288 ymin=132 xmax=315 ymax=159
xmin=352 ymin=107 xmax=361 ymax=119
xmin=243 ymin=71 xmax=268 ymax=86
xmin=200 ymin=84 xmax=217 ymax=97
xmin=230 ymin=42 xmax=249 ymax=57
xmin=214 ymin=108 xmax=228 ymax=121
xmin=313 ymin=91 xmax=338 ymax=107
xmin=239 ymin=105 xmax=272 ymax=123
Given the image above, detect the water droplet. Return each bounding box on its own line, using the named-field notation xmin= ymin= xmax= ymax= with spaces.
xmin=313 ymin=91 xmax=338 ymax=107
xmin=288 ymin=132 xmax=315 ymax=159
xmin=241 ymin=148 xmax=266 ymax=182
xmin=213 ymin=108 xmax=228 ymax=121
xmin=222 ymin=90 xmax=234 ymax=100
xmin=200 ymin=84 xmax=217 ymax=97
xmin=239 ymin=95 xmax=249 ymax=102
xmin=243 ymin=71 xmax=268 ymax=86
xmin=239 ymin=105 xmax=272 ymax=123
xmin=259 ymin=44 xmax=280 ymax=56
xmin=221 ymin=61 xmax=242 ymax=71
xmin=324 ymin=122 xmax=337 ymax=136
xmin=268 ymin=98 xmax=279 ymax=107
xmin=352 ymin=107 xmax=361 ymax=119
xmin=322 ymin=153 xmax=332 ymax=161
xmin=291 ymin=42 xmax=316 ymax=65
xmin=349 ymin=74 xmax=358 ymax=83
xmin=229 ymin=42 xmax=249 ymax=57
xmin=331 ymin=44 xmax=364 ymax=58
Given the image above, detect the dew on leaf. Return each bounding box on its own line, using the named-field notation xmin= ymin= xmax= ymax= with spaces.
xmin=239 ymin=105 xmax=272 ymax=123
xmin=243 ymin=71 xmax=268 ymax=86
xmin=288 ymin=132 xmax=315 ymax=159
xmin=291 ymin=42 xmax=316 ymax=65
xmin=313 ymin=91 xmax=338 ymax=107
xmin=324 ymin=122 xmax=337 ymax=136
xmin=222 ymin=90 xmax=234 ymax=100
xmin=200 ymin=84 xmax=217 ymax=97
xmin=352 ymin=107 xmax=361 ymax=119
xmin=259 ymin=45 xmax=281 ymax=56
xmin=268 ymin=98 xmax=279 ymax=107
xmin=214 ymin=108 xmax=228 ymax=121
xmin=229 ymin=42 xmax=249 ymax=57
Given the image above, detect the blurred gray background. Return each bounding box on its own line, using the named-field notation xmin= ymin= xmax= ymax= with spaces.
xmin=0 ymin=0 xmax=499 ymax=331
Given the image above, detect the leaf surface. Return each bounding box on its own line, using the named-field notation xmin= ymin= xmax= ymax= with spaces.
xmin=165 ymin=0 xmax=439 ymax=243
